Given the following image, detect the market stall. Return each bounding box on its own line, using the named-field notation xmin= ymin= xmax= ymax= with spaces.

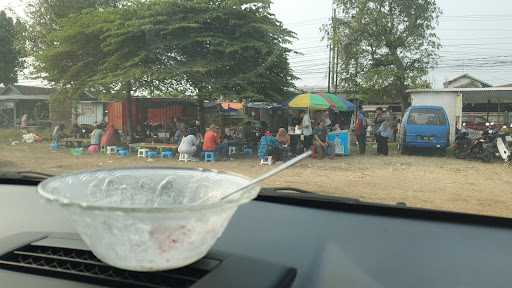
xmin=202 ymin=102 xmax=250 ymax=155
xmin=106 ymin=97 xmax=197 ymax=143
xmin=287 ymin=92 xmax=354 ymax=156
xmin=246 ymin=102 xmax=288 ymax=133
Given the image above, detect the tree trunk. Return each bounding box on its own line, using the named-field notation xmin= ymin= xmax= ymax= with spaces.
xmin=125 ymin=83 xmax=134 ymax=143
xmin=399 ymin=89 xmax=410 ymax=115
xmin=196 ymin=97 xmax=205 ymax=134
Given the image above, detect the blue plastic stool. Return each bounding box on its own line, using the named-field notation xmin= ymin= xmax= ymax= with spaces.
xmin=161 ymin=151 xmax=174 ymax=159
xmin=147 ymin=151 xmax=159 ymax=159
xmin=117 ymin=149 xmax=129 ymax=157
xmin=204 ymin=152 xmax=215 ymax=162
xmin=51 ymin=143 xmax=60 ymax=151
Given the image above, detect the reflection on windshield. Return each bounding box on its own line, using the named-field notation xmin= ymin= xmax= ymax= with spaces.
xmin=409 ymin=110 xmax=447 ymax=126
xmin=0 ymin=0 xmax=512 ymax=218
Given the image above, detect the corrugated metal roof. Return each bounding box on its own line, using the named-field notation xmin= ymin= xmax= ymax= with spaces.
xmin=408 ymin=87 xmax=512 ymax=104
xmin=408 ymin=87 xmax=512 ymax=93
xmin=0 ymin=95 xmax=49 ymax=100
xmin=0 ymin=84 xmax=55 ymax=95
xmin=443 ymin=73 xmax=493 ymax=88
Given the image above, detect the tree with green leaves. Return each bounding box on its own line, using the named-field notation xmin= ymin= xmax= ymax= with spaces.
xmin=0 ymin=11 xmax=20 ymax=86
xmin=159 ymin=0 xmax=296 ymax=102
xmin=36 ymin=0 xmax=296 ymax=139
xmin=329 ymin=0 xmax=441 ymax=111
xmin=26 ymin=0 xmax=122 ymax=75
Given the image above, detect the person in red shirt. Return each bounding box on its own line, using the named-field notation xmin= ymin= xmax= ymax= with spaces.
xmin=202 ymin=125 xmax=220 ymax=152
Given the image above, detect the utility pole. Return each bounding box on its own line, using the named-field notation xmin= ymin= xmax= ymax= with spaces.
xmin=334 ymin=41 xmax=339 ymax=93
xmin=328 ymin=43 xmax=332 ymax=93
xmin=327 ymin=39 xmax=332 ymax=93
xmin=330 ymin=7 xmax=337 ymax=93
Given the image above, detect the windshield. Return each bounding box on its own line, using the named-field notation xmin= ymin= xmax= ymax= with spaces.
xmin=1 ymin=0 xmax=512 ymax=219
xmin=408 ymin=109 xmax=447 ymax=126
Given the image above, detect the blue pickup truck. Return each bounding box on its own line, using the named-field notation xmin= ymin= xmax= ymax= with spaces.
xmin=399 ymin=106 xmax=450 ymax=153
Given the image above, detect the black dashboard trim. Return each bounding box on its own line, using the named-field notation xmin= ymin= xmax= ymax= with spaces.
xmin=0 ymin=179 xmax=41 ymax=186
xmin=258 ymin=188 xmax=512 ymax=230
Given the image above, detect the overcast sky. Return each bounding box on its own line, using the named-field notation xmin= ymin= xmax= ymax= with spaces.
xmin=272 ymin=0 xmax=512 ymax=88
xmin=2 ymin=0 xmax=512 ymax=88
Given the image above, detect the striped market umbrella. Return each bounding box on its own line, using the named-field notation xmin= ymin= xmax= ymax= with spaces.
xmin=318 ymin=93 xmax=354 ymax=112
xmin=288 ymin=93 xmax=332 ymax=110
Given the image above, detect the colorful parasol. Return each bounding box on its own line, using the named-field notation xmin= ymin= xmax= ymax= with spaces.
xmin=317 ymin=93 xmax=354 ymax=112
xmin=288 ymin=93 xmax=332 ymax=110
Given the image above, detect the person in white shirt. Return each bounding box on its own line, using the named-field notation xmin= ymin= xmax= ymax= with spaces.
xmin=301 ymin=111 xmax=313 ymax=151
xmin=178 ymin=129 xmax=200 ymax=158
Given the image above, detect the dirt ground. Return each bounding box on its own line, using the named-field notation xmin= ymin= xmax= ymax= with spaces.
xmin=1 ymin=143 xmax=512 ymax=218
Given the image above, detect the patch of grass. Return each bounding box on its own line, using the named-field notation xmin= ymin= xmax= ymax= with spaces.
xmin=0 ymin=128 xmax=52 ymax=144
xmin=0 ymin=129 xmax=22 ymax=144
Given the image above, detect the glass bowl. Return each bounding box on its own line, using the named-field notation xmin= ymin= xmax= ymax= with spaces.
xmin=37 ymin=168 xmax=259 ymax=271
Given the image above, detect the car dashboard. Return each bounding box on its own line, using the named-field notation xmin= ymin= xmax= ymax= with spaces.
xmin=0 ymin=182 xmax=512 ymax=288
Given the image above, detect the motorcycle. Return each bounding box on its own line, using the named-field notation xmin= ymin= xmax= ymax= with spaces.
xmin=497 ymin=125 xmax=512 ymax=166
xmin=454 ymin=123 xmax=509 ymax=163
xmin=453 ymin=130 xmax=473 ymax=159
xmin=475 ymin=124 xmax=512 ymax=164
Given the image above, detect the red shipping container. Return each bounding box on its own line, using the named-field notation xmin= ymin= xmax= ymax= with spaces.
xmin=147 ymin=106 xmax=184 ymax=127
xmin=108 ymin=99 xmax=186 ymax=132
xmin=107 ymin=100 xmax=141 ymax=132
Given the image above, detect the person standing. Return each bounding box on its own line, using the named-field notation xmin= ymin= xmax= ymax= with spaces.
xmin=174 ymin=117 xmax=185 ymax=131
xmin=376 ymin=118 xmax=394 ymax=156
xmin=88 ymin=125 xmax=103 ymax=154
xmin=322 ymin=110 xmax=332 ymax=128
xmin=302 ymin=111 xmax=313 ymax=151
xmin=374 ymin=107 xmax=385 ymax=133
xmin=354 ymin=107 xmax=367 ymax=154
xmin=100 ymin=124 xmax=119 ymax=147
xmin=174 ymin=128 xmax=184 ymax=146
xmin=20 ymin=114 xmax=28 ymax=129
xmin=193 ymin=120 xmax=201 ymax=134
xmin=393 ymin=117 xmax=401 ymax=143
xmin=71 ymin=124 xmax=81 ymax=139
xmin=52 ymin=124 xmax=64 ymax=145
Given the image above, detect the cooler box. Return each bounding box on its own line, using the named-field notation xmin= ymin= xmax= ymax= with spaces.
xmin=327 ymin=131 xmax=350 ymax=156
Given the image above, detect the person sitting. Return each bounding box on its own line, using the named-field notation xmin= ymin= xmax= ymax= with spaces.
xmin=203 ymin=125 xmax=221 ymax=159
xmin=178 ymin=128 xmax=200 ymax=160
xmin=258 ymin=131 xmax=279 ymax=162
xmin=312 ymin=121 xmax=334 ymax=159
xmin=275 ymin=128 xmax=291 ymax=162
